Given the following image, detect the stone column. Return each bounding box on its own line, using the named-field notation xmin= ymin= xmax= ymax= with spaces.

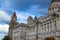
xmin=9 ymin=27 xmax=12 ymax=40
xmin=51 ymin=19 xmax=55 ymax=36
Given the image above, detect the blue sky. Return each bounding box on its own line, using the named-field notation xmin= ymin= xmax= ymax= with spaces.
xmin=0 ymin=0 xmax=52 ymax=40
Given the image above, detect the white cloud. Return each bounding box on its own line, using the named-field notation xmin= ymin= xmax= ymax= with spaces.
xmin=29 ymin=5 xmax=48 ymax=13
xmin=35 ymin=8 xmax=48 ymax=13
xmin=0 ymin=24 xmax=9 ymax=33
xmin=4 ymin=1 xmax=11 ymax=7
xmin=0 ymin=10 xmax=11 ymax=22
xmin=1 ymin=0 xmax=11 ymax=8
xmin=16 ymin=11 xmax=35 ymax=19
xmin=16 ymin=11 xmax=35 ymax=23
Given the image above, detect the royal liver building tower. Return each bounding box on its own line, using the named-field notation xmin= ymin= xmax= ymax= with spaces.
xmin=9 ymin=0 xmax=60 ymax=40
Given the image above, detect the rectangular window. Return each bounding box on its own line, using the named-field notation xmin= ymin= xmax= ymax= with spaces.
xmin=43 ymin=24 xmax=46 ymax=33
xmin=55 ymin=20 xmax=56 ymax=30
xmin=49 ymin=22 xmax=52 ymax=32
xmin=41 ymin=25 xmax=43 ymax=34
xmin=46 ymin=23 xmax=49 ymax=33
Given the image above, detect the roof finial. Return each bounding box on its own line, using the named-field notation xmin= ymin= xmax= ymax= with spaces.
xmin=13 ymin=9 xmax=15 ymax=13
xmin=13 ymin=9 xmax=16 ymax=17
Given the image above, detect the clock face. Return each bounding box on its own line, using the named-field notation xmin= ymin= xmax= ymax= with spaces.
xmin=54 ymin=5 xmax=59 ymax=12
xmin=51 ymin=4 xmax=60 ymax=13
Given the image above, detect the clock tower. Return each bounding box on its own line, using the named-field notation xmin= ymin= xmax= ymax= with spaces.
xmin=48 ymin=0 xmax=60 ymax=16
xmin=9 ymin=11 xmax=17 ymax=40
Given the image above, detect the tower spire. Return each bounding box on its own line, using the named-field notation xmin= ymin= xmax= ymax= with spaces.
xmin=12 ymin=11 xmax=17 ymax=21
xmin=34 ymin=16 xmax=38 ymax=23
xmin=13 ymin=9 xmax=16 ymax=16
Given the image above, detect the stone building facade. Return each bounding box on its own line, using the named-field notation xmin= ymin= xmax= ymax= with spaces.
xmin=9 ymin=0 xmax=60 ymax=40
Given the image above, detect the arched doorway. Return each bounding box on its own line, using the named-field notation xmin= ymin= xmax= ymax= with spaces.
xmin=44 ymin=37 xmax=56 ymax=40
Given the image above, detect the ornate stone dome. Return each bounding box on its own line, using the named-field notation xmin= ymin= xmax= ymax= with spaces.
xmin=51 ymin=0 xmax=60 ymax=3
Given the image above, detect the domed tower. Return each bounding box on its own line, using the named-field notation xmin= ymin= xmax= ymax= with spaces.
xmin=48 ymin=0 xmax=60 ymax=16
xmin=9 ymin=11 xmax=17 ymax=40
xmin=27 ymin=16 xmax=34 ymax=26
xmin=48 ymin=0 xmax=60 ymax=40
xmin=9 ymin=12 xmax=17 ymax=27
xmin=11 ymin=12 xmax=17 ymax=24
xmin=51 ymin=0 xmax=60 ymax=3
